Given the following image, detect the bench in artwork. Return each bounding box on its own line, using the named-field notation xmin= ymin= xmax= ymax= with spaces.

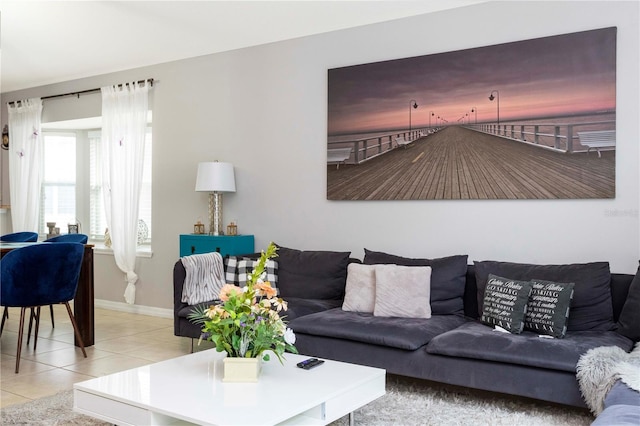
xmin=327 ymin=148 xmax=352 ymax=169
xmin=577 ymin=130 xmax=616 ymax=158
xmin=395 ymin=137 xmax=412 ymax=149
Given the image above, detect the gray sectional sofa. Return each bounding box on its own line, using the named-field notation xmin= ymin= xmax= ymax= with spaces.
xmin=173 ymin=245 xmax=639 ymax=410
xmin=593 ymin=381 xmax=640 ymax=425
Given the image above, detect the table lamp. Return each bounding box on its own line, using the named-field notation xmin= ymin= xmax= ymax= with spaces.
xmin=195 ymin=161 xmax=236 ymax=235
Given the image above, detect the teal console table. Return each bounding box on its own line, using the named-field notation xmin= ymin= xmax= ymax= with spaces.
xmin=179 ymin=234 xmax=255 ymax=257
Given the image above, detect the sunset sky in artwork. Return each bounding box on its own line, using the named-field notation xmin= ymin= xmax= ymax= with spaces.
xmin=327 ymin=27 xmax=616 ymax=135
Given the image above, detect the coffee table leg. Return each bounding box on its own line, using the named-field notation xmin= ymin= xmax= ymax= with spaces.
xmin=349 ymin=412 xmax=355 ymax=426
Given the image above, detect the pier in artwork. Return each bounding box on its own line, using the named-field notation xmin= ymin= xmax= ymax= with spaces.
xmin=327 ymin=126 xmax=615 ymax=200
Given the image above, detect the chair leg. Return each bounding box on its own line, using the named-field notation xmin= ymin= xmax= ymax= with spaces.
xmin=26 ymin=307 xmax=44 ymax=348
xmin=50 ymin=304 xmax=55 ymax=328
xmin=33 ymin=307 xmax=41 ymax=351
xmin=1 ymin=307 xmax=8 ymax=336
xmin=15 ymin=307 xmax=27 ymax=373
xmin=27 ymin=308 xmax=36 ymax=345
xmin=64 ymin=302 xmax=87 ymax=358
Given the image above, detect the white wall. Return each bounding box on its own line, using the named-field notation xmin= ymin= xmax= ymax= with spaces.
xmin=1 ymin=1 xmax=638 ymax=311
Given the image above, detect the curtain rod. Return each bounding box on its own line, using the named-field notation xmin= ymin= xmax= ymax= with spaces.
xmin=7 ymin=78 xmax=154 ymax=106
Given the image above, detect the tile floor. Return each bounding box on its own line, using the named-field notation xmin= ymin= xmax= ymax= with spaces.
xmin=0 ymin=305 xmax=213 ymax=408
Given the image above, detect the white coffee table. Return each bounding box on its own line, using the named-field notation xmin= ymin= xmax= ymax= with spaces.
xmin=73 ymin=350 xmax=385 ymax=425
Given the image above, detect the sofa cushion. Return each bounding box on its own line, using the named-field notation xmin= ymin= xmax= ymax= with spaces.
xmin=290 ymin=307 xmax=471 ymax=350
xmin=524 ymin=279 xmax=575 ymax=338
xmin=480 ymin=274 xmax=532 ymax=334
xmin=363 ymin=249 xmax=467 ymax=315
xmin=275 ymin=245 xmax=350 ymax=300
xmin=617 ymin=264 xmax=640 ymax=341
xmin=604 ymin=381 xmax=640 ymax=408
xmin=474 ymin=260 xmax=615 ymax=331
xmin=177 ymin=301 xmax=217 ymax=319
xmin=426 ymin=321 xmax=634 ymax=373
xmin=374 ymin=264 xmax=431 ymax=318
xmin=342 ymin=263 xmax=376 ymax=313
xmin=284 ymin=298 xmax=342 ymax=322
xmin=593 ymin=402 xmax=640 ymax=426
xmin=591 ymin=381 xmax=640 ymax=426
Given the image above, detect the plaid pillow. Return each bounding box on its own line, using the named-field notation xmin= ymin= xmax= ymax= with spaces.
xmin=225 ymin=256 xmax=278 ymax=288
xmin=225 ymin=256 xmax=241 ymax=285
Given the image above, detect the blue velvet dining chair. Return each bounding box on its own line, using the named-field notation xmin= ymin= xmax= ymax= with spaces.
xmin=0 ymin=231 xmax=38 ymax=242
xmin=45 ymin=234 xmax=88 ymax=244
xmin=35 ymin=234 xmax=88 ymax=330
xmin=0 ymin=231 xmax=39 ymax=339
xmin=0 ymin=242 xmax=87 ymax=373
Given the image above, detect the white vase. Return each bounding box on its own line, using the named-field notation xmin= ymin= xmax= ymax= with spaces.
xmin=222 ymin=357 xmax=262 ymax=382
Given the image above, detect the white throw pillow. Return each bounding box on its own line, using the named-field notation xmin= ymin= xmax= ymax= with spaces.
xmin=374 ymin=264 xmax=432 ymax=318
xmin=342 ymin=263 xmax=377 ymax=313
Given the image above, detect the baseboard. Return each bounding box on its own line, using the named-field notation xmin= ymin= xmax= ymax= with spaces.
xmin=95 ymin=299 xmax=173 ymax=319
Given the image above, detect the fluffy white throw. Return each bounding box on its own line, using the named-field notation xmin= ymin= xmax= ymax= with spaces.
xmin=180 ymin=252 xmax=225 ymax=305
xmin=576 ymin=342 xmax=640 ymax=415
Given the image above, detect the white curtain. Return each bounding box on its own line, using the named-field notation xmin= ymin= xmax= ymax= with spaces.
xmin=101 ymin=82 xmax=149 ymax=304
xmin=7 ymin=98 xmax=43 ymax=232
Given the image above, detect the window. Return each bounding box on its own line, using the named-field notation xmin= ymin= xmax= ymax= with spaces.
xmin=40 ymin=125 xmax=152 ymax=245
xmin=39 ymin=133 xmax=76 ymax=235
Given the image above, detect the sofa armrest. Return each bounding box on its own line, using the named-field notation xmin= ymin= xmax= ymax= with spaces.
xmin=173 ymin=260 xmax=188 ymax=335
xmin=173 ymin=253 xmax=259 ymax=337
xmin=592 ymin=381 xmax=640 ymax=425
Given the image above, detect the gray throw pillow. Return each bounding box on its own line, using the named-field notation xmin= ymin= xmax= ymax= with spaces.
xmin=524 ymin=279 xmax=575 ymax=338
xmin=616 ymin=264 xmax=640 ymax=341
xmin=342 ymin=263 xmax=376 ymax=313
xmin=481 ymin=274 xmax=532 ymax=334
xmin=373 ymin=264 xmax=432 ymax=318
xmin=275 ymin=245 xmax=350 ymax=300
xmin=363 ymin=249 xmax=467 ymax=315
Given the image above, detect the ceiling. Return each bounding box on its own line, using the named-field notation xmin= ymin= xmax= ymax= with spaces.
xmin=0 ymin=0 xmax=487 ymax=94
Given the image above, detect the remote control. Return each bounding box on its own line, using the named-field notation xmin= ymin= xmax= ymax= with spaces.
xmin=296 ymin=358 xmax=325 ymax=370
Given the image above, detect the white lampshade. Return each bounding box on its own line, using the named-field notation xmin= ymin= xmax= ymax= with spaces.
xmin=195 ymin=162 xmax=236 ymax=193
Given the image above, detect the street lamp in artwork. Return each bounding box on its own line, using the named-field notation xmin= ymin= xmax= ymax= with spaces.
xmin=471 ymin=107 xmax=477 ymax=124
xmin=429 ymin=111 xmax=435 ymax=129
xmin=409 ymin=100 xmax=418 ymax=133
xmin=489 ymin=90 xmax=500 ymax=126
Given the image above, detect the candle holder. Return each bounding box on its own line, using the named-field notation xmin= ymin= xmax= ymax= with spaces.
xmin=194 ymin=221 xmax=205 ymax=235
xmin=227 ymin=222 xmax=238 ymax=236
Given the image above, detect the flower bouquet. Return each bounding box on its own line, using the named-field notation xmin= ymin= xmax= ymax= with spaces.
xmin=188 ymin=242 xmax=297 ymax=364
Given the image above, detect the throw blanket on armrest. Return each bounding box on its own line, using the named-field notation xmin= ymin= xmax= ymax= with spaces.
xmin=180 ymin=252 xmax=225 ymax=305
xmin=577 ymin=342 xmax=640 ymax=415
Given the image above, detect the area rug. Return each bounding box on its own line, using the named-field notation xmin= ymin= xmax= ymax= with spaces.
xmin=330 ymin=375 xmax=593 ymax=425
xmin=1 ymin=390 xmax=105 ymax=426
xmin=2 ymin=375 xmax=593 ymax=425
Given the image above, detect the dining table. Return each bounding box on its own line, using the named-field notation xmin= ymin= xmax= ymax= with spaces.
xmin=0 ymin=241 xmax=95 ymax=347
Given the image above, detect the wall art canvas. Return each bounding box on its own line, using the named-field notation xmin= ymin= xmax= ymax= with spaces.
xmin=327 ymin=27 xmax=616 ymax=200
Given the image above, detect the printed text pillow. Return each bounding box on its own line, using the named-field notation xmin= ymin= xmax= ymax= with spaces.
xmin=481 ymin=274 xmax=532 ymax=334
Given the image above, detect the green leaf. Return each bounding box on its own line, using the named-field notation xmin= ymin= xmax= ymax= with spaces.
xmin=186 ymin=304 xmax=210 ymax=325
